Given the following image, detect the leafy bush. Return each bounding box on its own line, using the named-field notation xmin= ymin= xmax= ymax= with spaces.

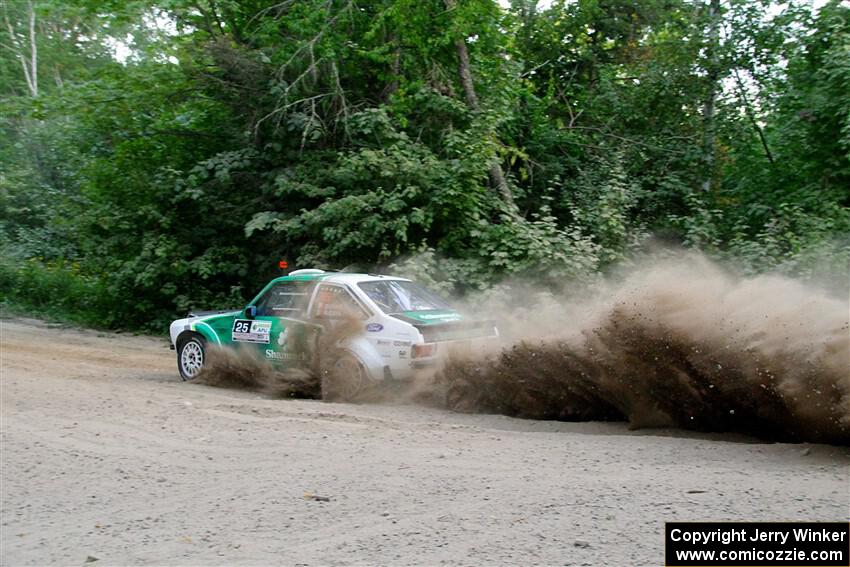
xmin=0 ymin=257 xmax=115 ymax=328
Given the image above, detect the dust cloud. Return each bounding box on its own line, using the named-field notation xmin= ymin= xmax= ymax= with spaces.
xmin=441 ymin=254 xmax=849 ymax=444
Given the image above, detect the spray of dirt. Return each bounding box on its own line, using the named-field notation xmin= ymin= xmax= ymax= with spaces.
xmin=194 ymin=345 xmax=321 ymax=399
xmin=193 ymin=304 xmax=371 ymax=401
xmin=441 ymin=254 xmax=850 ymax=444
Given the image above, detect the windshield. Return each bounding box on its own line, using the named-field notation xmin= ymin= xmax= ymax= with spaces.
xmin=358 ymin=280 xmax=451 ymax=314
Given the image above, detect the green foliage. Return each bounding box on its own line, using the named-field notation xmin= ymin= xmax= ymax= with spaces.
xmin=0 ymin=257 xmax=115 ymax=327
xmin=0 ymin=0 xmax=847 ymax=331
xmin=714 ymin=0 xmax=850 ymax=274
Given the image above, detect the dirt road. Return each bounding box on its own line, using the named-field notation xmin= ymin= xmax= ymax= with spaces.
xmin=1 ymin=318 xmax=848 ymax=566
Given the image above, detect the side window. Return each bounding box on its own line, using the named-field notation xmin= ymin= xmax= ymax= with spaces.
xmin=255 ymin=282 xmax=311 ymax=317
xmin=312 ymin=284 xmax=369 ymax=320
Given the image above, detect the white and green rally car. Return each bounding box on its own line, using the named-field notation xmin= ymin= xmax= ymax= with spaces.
xmin=168 ymin=269 xmax=498 ymax=399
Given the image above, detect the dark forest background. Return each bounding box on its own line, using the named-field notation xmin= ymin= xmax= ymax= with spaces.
xmin=1 ymin=0 xmax=848 ymax=330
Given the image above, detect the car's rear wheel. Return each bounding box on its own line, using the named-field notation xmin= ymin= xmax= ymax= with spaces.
xmin=321 ymin=353 xmax=367 ymax=402
xmin=177 ymin=335 xmax=205 ymax=381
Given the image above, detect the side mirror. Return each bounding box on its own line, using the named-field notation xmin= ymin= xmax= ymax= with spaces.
xmin=245 ymin=305 xmax=257 ymax=319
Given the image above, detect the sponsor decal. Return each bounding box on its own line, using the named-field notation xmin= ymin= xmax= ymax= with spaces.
xmin=393 ymin=340 xmax=411 ymax=346
xmin=376 ymin=339 xmax=391 ymax=345
xmin=400 ymin=310 xmax=463 ymax=324
xmin=416 ymin=313 xmax=462 ymax=321
xmin=232 ymin=319 xmax=272 ymax=343
xmin=398 ymin=350 xmax=407 ymax=359
xmin=366 ymin=323 xmax=384 ymax=332
xmin=265 ymin=349 xmax=307 ymax=361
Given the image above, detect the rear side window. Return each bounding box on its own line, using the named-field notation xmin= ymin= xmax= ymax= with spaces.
xmin=312 ymin=284 xmax=369 ymax=320
xmin=255 ymin=282 xmax=311 ymax=317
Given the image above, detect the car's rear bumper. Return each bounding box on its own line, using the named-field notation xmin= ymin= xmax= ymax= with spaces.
xmin=406 ymin=334 xmax=499 ymax=370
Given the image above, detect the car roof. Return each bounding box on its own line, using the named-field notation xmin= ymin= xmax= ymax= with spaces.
xmin=325 ymin=273 xmax=412 ymax=285
xmin=268 ymin=271 xmax=412 ymax=286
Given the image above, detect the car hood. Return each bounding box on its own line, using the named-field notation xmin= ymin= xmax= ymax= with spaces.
xmin=187 ymin=309 xmax=239 ymax=318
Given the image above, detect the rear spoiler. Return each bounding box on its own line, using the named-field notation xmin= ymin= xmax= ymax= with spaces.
xmin=392 ymin=315 xmax=498 ymax=342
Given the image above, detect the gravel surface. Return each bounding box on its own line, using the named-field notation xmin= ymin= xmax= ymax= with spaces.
xmin=1 ymin=318 xmax=848 ymax=566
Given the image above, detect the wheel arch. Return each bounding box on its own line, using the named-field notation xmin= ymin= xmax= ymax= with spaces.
xmin=187 ymin=322 xmax=222 ymax=346
xmin=338 ymin=337 xmax=384 ymax=382
xmin=176 ymin=329 xmax=208 ymax=349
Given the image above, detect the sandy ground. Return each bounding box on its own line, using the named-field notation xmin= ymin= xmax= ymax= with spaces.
xmin=1 ymin=318 xmax=848 ymax=566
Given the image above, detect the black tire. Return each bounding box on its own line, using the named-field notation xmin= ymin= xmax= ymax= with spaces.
xmin=321 ymin=353 xmax=368 ymax=402
xmin=177 ymin=334 xmax=206 ymax=381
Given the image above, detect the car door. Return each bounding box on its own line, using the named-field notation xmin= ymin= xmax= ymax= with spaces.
xmin=308 ymin=283 xmax=371 ymax=335
xmin=232 ymin=281 xmax=318 ymax=368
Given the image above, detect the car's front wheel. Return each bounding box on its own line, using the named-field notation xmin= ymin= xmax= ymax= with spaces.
xmin=177 ymin=335 xmax=206 ymax=381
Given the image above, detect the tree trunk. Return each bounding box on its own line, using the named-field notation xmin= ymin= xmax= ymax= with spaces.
xmin=27 ymin=0 xmax=36 ymax=97
xmin=443 ymin=0 xmax=515 ymax=207
xmin=53 ymin=63 xmax=63 ymax=89
xmin=454 ymin=36 xmax=479 ymax=110
xmin=382 ymin=33 xmax=401 ymax=100
xmin=3 ymin=0 xmax=38 ymax=97
xmin=700 ymin=0 xmax=720 ymax=192
xmin=733 ymin=68 xmax=774 ymax=164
